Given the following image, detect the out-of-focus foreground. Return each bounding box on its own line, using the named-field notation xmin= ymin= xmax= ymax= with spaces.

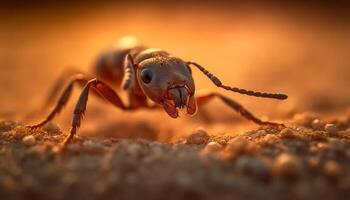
xmin=0 ymin=1 xmax=350 ymax=200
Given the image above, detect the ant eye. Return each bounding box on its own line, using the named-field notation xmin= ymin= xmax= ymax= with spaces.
xmin=140 ymin=68 xmax=153 ymax=84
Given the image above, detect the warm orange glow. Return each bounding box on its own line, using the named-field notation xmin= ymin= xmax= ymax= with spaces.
xmin=1 ymin=2 xmax=350 ymax=200
xmin=0 ymin=1 xmax=349 ymax=136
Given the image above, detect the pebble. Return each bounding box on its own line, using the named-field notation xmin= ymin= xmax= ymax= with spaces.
xmin=202 ymin=142 xmax=223 ymax=153
xmin=225 ymin=136 xmax=249 ymax=155
xmin=22 ymin=135 xmax=36 ymax=146
xmin=262 ymin=134 xmax=279 ymax=144
xmin=186 ymin=128 xmax=209 ymax=145
xmin=324 ymin=124 xmax=338 ymax=135
xmin=279 ymin=128 xmax=295 ymax=139
xmin=323 ymin=160 xmax=341 ymax=179
xmin=273 ymin=153 xmax=303 ymax=181
xmin=311 ymin=119 xmax=325 ymax=130
xmin=42 ymin=122 xmax=62 ymax=135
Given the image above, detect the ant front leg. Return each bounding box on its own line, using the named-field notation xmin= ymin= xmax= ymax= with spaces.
xmin=195 ymin=91 xmax=284 ymax=127
xmin=64 ymin=79 xmax=129 ymax=146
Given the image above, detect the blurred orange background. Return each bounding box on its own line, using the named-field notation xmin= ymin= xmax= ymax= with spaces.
xmin=1 ymin=1 xmax=349 ymax=141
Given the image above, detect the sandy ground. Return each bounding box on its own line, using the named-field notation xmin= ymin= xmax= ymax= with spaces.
xmin=1 ymin=2 xmax=350 ymax=200
xmin=1 ymin=112 xmax=350 ymax=200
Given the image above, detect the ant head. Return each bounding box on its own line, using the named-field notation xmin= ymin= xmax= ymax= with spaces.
xmin=137 ymin=57 xmax=197 ymax=118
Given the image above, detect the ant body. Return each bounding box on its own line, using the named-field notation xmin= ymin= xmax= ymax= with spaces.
xmin=29 ymin=37 xmax=288 ymax=146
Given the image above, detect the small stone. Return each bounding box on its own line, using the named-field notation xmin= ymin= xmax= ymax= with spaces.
xmin=262 ymin=134 xmax=279 ymax=144
xmin=279 ymin=128 xmax=295 ymax=139
xmin=186 ymin=128 xmax=209 ymax=145
xmin=324 ymin=124 xmax=338 ymax=135
xmin=311 ymin=119 xmax=325 ymax=130
xmin=226 ymin=136 xmax=249 ymax=155
xmin=42 ymin=122 xmax=62 ymax=135
xmin=273 ymin=153 xmax=303 ymax=181
xmin=203 ymin=142 xmax=223 ymax=153
xmin=22 ymin=135 xmax=36 ymax=146
xmin=323 ymin=160 xmax=341 ymax=180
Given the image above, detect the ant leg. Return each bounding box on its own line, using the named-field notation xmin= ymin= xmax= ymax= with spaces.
xmin=195 ymin=91 xmax=284 ymax=126
xmin=44 ymin=68 xmax=85 ymax=110
xmin=22 ymin=69 xmax=88 ymax=121
xmin=28 ymin=74 xmax=89 ymax=129
xmin=64 ymin=79 xmax=128 ymax=146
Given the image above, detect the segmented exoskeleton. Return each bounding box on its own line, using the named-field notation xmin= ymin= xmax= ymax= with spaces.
xmin=29 ymin=37 xmax=288 ymax=146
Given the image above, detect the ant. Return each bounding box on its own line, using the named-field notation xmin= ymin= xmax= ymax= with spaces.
xmin=29 ymin=37 xmax=288 ymax=146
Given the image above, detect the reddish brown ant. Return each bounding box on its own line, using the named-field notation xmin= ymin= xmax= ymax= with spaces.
xmin=29 ymin=37 xmax=288 ymax=146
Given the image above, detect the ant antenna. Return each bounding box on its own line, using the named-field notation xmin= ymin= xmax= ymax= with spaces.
xmin=187 ymin=61 xmax=288 ymax=100
xmin=122 ymin=54 xmax=137 ymax=90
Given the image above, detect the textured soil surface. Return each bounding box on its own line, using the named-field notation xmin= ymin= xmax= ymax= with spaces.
xmin=1 ymin=111 xmax=350 ymax=200
xmin=1 ymin=2 xmax=350 ymax=200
